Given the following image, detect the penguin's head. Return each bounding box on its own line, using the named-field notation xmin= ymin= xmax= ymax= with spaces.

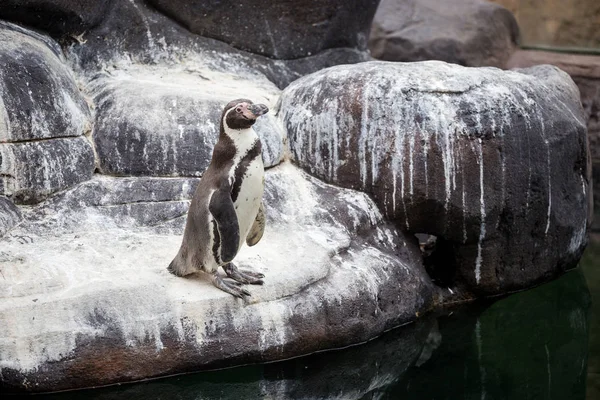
xmin=223 ymin=99 xmax=269 ymax=130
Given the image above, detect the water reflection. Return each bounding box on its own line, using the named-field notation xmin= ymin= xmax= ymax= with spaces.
xmin=581 ymin=238 xmax=600 ymax=400
xmin=33 ymin=269 xmax=590 ymax=400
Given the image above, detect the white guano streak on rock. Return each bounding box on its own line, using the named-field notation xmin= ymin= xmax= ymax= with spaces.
xmin=0 ymin=145 xmax=15 ymax=194
xmin=568 ymin=221 xmax=586 ymax=254
xmin=0 ymin=88 xmax=11 ymax=142
xmin=422 ymin=117 xmax=429 ymax=198
xmin=332 ymin=98 xmax=339 ymax=181
xmin=392 ymin=111 xmax=408 ymax=229
xmin=531 ymin=95 xmax=552 ymax=236
xmin=257 ymin=302 xmax=288 ymax=351
xmin=475 ymin=139 xmax=486 ymax=284
xmin=431 ymin=95 xmax=457 ymax=212
xmin=409 ymin=122 xmax=415 ymax=199
xmin=128 ymin=0 xmax=155 ymax=52
xmin=359 ymin=86 xmax=369 ymax=188
xmin=262 ymin=16 xmax=279 ymax=59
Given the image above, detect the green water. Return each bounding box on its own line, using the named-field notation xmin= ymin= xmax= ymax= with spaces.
xmin=583 ymin=238 xmax=600 ymax=400
xmin=26 ymin=242 xmax=599 ymax=400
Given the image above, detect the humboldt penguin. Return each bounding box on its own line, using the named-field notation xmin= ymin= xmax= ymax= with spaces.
xmin=168 ymin=99 xmax=268 ymax=298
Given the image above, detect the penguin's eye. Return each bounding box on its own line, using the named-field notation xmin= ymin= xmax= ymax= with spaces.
xmin=235 ymin=107 xmax=243 ymax=113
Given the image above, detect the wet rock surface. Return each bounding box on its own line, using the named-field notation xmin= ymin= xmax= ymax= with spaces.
xmin=0 ymin=163 xmax=434 ymax=392
xmin=369 ymin=0 xmax=519 ymax=68
xmin=280 ymin=61 xmax=590 ymax=295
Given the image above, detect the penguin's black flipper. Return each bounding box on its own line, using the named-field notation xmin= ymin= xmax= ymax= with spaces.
xmin=209 ymin=189 xmax=240 ymax=263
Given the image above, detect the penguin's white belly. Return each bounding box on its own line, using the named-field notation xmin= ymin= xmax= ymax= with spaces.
xmin=233 ymin=158 xmax=264 ymax=251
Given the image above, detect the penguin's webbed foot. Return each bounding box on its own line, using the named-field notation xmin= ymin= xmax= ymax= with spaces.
xmin=223 ymin=262 xmax=264 ymax=285
xmin=211 ymin=273 xmax=251 ymax=298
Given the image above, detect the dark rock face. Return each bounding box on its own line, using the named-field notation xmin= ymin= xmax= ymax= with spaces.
xmin=369 ymin=0 xmax=519 ymax=68
xmin=147 ymin=0 xmax=380 ymax=59
xmin=0 ymin=196 xmax=21 ymax=237
xmin=57 ymin=0 xmax=372 ymax=89
xmin=280 ymin=61 xmax=589 ymax=296
xmin=90 ymin=69 xmax=284 ymax=176
xmin=0 ymin=22 xmax=93 ymax=204
xmin=0 ymin=137 xmax=95 ymax=204
xmin=0 ymin=21 xmax=91 ymax=142
xmin=507 ymin=50 xmax=600 ymax=231
xmin=0 ymin=0 xmax=109 ymax=38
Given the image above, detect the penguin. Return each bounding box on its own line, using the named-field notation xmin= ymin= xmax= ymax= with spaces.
xmin=168 ymin=98 xmax=269 ymax=298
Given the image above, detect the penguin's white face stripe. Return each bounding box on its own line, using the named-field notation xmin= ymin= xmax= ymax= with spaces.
xmin=223 ymin=108 xmax=258 ymax=153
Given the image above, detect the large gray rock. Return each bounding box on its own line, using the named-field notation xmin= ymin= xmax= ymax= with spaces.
xmin=0 ymin=0 xmax=109 ymax=38
xmin=62 ymin=0 xmax=371 ymax=89
xmin=90 ymin=66 xmax=285 ymax=176
xmin=147 ymin=0 xmax=380 ymax=59
xmin=0 ymin=196 xmax=21 ymax=237
xmin=0 ymin=22 xmax=91 ymax=142
xmin=369 ymin=0 xmax=519 ymax=68
xmin=0 ymin=22 xmax=94 ymax=204
xmin=0 ymin=163 xmax=435 ymax=392
xmin=279 ymin=61 xmax=590 ymax=296
xmin=0 ymin=137 xmax=95 ymax=204
xmin=19 ymin=175 xmax=201 ymax=235
xmin=506 ymin=50 xmax=600 ymax=231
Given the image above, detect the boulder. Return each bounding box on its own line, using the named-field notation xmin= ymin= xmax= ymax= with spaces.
xmin=0 ymin=21 xmax=91 ymax=142
xmin=279 ymin=61 xmax=590 ymax=295
xmin=61 ymin=0 xmax=372 ymax=89
xmin=147 ymin=0 xmax=380 ymax=59
xmin=369 ymin=0 xmax=519 ymax=68
xmin=0 ymin=22 xmax=93 ymax=204
xmin=489 ymin=0 xmax=600 ymax=49
xmin=44 ymin=316 xmax=436 ymax=399
xmin=0 ymin=137 xmax=95 ymax=204
xmin=0 ymin=196 xmax=21 ymax=237
xmin=0 ymin=0 xmax=109 ymax=38
xmin=18 ymin=175 xmax=201 ymax=235
xmin=507 ymin=50 xmax=600 ymax=231
xmin=0 ymin=163 xmax=435 ymax=392
xmin=90 ymin=66 xmax=285 ymax=177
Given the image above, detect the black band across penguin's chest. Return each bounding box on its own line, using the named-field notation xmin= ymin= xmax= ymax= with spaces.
xmin=231 ymin=141 xmax=262 ymax=203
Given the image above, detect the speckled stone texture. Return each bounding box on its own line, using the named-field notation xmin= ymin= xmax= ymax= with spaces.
xmin=507 ymin=50 xmax=600 ymax=231
xmin=90 ymin=67 xmax=285 ymax=176
xmin=279 ymin=61 xmax=590 ymax=296
xmin=147 ymin=0 xmax=380 ymax=59
xmin=0 ymin=137 xmax=95 ymax=204
xmin=0 ymin=196 xmax=21 ymax=236
xmin=369 ymin=0 xmax=519 ymax=68
xmin=0 ymin=22 xmax=94 ymax=204
xmin=0 ymin=163 xmax=434 ymax=392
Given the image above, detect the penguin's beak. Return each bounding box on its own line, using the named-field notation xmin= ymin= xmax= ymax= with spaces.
xmin=247 ymin=104 xmax=269 ymax=119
